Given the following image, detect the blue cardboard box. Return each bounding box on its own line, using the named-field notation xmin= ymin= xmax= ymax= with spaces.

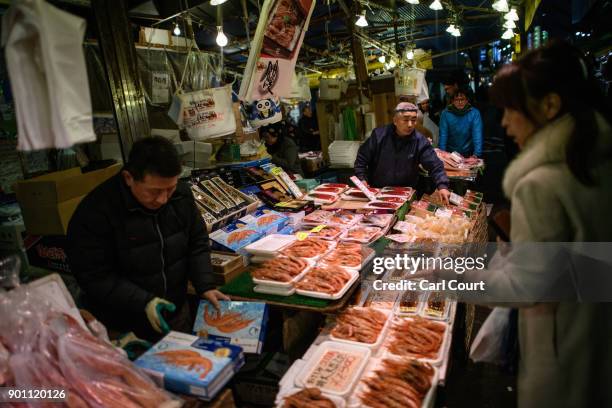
xmin=193 ymin=300 xmax=269 ymax=354
xmin=135 ymin=331 xmax=244 ymax=401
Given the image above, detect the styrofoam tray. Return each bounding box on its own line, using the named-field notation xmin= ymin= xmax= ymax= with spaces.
xmin=245 ymin=234 xmax=297 ymax=257
xmin=305 ymin=193 xmax=339 ymax=205
xmin=339 ymin=227 xmax=383 ymax=244
xmin=254 ymin=284 xmax=295 ymax=296
xmin=382 ymin=317 xmax=450 ymax=366
xmin=329 ymin=308 xmax=392 ymax=351
xmin=363 ymin=201 xmax=403 ymax=211
xmin=281 ymin=239 xmax=337 ymax=262
xmin=296 ymin=269 xmax=359 ymax=300
xmin=327 ymin=213 xmax=363 ymax=228
xmin=298 ymin=226 xmax=345 ymax=241
xmin=276 ymin=387 xmax=346 ymax=408
xmin=359 ymin=213 xmax=394 ymax=228
xmin=252 ymin=258 xmax=314 ymax=288
xmin=295 ymin=340 xmax=371 ymax=398
xmin=347 ymin=356 xmax=439 ymax=408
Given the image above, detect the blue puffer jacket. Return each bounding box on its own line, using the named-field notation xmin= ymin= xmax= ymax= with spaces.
xmin=439 ymin=107 xmax=483 ymax=157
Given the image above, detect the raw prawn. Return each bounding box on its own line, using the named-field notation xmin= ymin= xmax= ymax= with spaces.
xmin=155 ymin=349 xmax=213 ymax=379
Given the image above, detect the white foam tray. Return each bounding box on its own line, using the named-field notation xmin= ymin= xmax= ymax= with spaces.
xmin=329 ymin=307 xmax=392 ymax=351
xmin=251 ymin=258 xmax=314 ymax=289
xmin=296 ymin=268 xmax=359 ymax=300
xmin=294 ymin=340 xmax=371 ymax=398
xmin=245 ymin=234 xmax=297 ymax=257
xmin=254 ymin=284 xmax=295 ymax=296
xmin=381 ymin=317 xmax=450 ymax=366
xmin=275 ymin=387 xmax=346 ymax=408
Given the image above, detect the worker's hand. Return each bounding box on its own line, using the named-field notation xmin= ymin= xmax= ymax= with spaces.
xmin=145 ymin=297 xmax=176 ymax=334
xmin=437 ymin=188 xmax=451 ymax=205
xmin=202 ymin=289 xmax=230 ymax=311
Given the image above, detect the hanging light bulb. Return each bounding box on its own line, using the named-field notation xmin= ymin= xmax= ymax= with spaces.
xmin=503 ymin=19 xmax=516 ymax=29
xmin=405 ymin=0 xmax=419 ymax=4
xmin=355 ymin=11 xmax=368 ymax=27
xmin=492 ymin=0 xmax=509 ymax=13
xmin=389 ymin=59 xmax=397 ymax=68
xmin=446 ymin=24 xmax=456 ymax=33
xmin=451 ymin=27 xmax=461 ymax=37
xmin=429 ymin=0 xmax=443 ymax=10
xmin=505 ymin=8 xmax=519 ymax=21
xmin=210 ymin=0 xmax=228 ymax=5
xmin=173 ymin=23 xmax=181 ymax=36
xmin=216 ymin=26 xmax=228 ymax=47
xmin=378 ymin=55 xmax=386 ymax=63
xmin=502 ymin=28 xmax=514 ymax=40
xmin=406 ymin=49 xmax=414 ymax=60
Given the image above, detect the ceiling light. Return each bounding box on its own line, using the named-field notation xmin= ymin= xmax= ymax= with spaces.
xmin=405 ymin=0 xmax=419 ymax=3
xmin=378 ymin=55 xmax=386 ymax=63
xmin=406 ymin=49 xmax=414 ymax=59
xmin=503 ymin=19 xmax=516 ymax=29
xmin=502 ymin=28 xmax=514 ymax=40
xmin=389 ymin=59 xmax=397 ymax=68
xmin=430 ymin=0 xmax=443 ymax=11
xmin=505 ymin=8 xmax=519 ymax=21
xmin=451 ymin=27 xmax=461 ymax=37
xmin=492 ymin=0 xmax=509 ymax=13
xmin=355 ymin=11 xmax=368 ymax=27
xmin=211 ymin=0 xmax=228 ymax=5
xmin=446 ymin=24 xmax=456 ymax=33
xmin=173 ymin=23 xmax=181 ymax=36
xmin=216 ymin=26 xmax=228 ymax=47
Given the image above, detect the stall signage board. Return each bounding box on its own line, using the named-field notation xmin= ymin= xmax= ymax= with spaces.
xmin=152 ymin=72 xmax=170 ymax=104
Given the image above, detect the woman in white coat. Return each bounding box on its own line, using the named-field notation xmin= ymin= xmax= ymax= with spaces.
xmin=488 ymin=41 xmax=612 ymax=407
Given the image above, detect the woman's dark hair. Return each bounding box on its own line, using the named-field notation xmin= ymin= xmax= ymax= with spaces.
xmin=260 ymin=123 xmax=284 ymax=139
xmin=124 ymin=136 xmax=182 ymax=181
xmin=490 ymin=40 xmax=611 ymax=185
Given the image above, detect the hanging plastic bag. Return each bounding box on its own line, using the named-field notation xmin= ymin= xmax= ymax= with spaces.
xmin=168 ymin=85 xmax=236 ymax=140
xmin=394 ymin=67 xmax=426 ymax=98
xmin=319 ymin=78 xmax=342 ymax=100
xmin=469 ymin=307 xmax=512 ymax=364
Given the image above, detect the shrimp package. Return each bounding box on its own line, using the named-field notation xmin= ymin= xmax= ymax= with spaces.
xmin=135 ymin=331 xmax=244 ymax=401
xmin=193 ymin=300 xmax=269 ymax=354
xmin=239 ymin=206 xmax=289 ymax=235
xmin=209 ymin=219 xmax=265 ymax=254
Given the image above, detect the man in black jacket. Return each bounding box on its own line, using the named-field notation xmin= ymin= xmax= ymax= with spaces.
xmin=67 ymin=136 xmax=227 ymax=340
xmin=354 ymin=102 xmax=450 ymax=203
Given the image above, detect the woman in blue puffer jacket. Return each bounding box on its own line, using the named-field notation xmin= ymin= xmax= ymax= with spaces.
xmin=439 ymin=89 xmax=484 ymax=157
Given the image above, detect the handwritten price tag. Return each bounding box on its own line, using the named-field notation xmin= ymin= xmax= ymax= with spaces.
xmin=296 ymin=225 xmax=326 ymax=240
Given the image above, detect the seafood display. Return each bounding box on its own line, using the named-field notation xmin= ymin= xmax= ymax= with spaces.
xmin=318 ymin=183 xmax=349 ymax=190
xmin=360 ymin=213 xmax=394 ymax=228
xmin=211 ymin=176 xmax=247 ymax=208
xmin=314 ymin=186 xmax=346 ymax=194
xmin=303 ymin=209 xmax=333 ymax=225
xmin=322 ymin=244 xmax=362 ymax=269
xmin=200 ymin=180 xmax=236 ymax=210
xmin=341 ymin=226 xmax=382 ymax=243
xmin=192 ymin=185 xmax=227 ymax=216
xmin=328 ymin=211 xmax=362 ymax=227
xmin=364 ymin=201 xmax=403 ymax=210
xmin=257 ymin=213 xmax=282 ymax=226
xmin=377 ymin=195 xmax=407 ymax=204
xmin=295 ymin=266 xmax=351 ymax=294
xmin=303 ymin=225 xmax=343 ymax=240
xmin=251 ymin=256 xmax=309 ymax=282
xmin=424 ymin=292 xmax=447 ymax=318
xmin=202 ymin=304 xmax=255 ymax=333
xmin=282 ymin=238 xmax=332 ymax=258
xmin=331 ymin=308 xmax=387 ymax=344
xmin=155 ymin=349 xmax=212 ymax=379
xmin=359 ymin=358 xmax=434 ymax=408
xmin=398 ymin=291 xmax=422 ymax=314
xmin=282 ymin=388 xmax=336 ymax=408
xmin=386 ymin=317 xmax=446 ymax=359
xmin=306 ymin=192 xmax=339 ymax=204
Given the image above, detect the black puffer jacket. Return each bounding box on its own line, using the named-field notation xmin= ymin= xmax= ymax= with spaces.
xmin=67 ymin=173 xmax=215 ymax=333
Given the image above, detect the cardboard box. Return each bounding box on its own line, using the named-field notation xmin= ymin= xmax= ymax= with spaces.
xmin=135 ymin=331 xmax=245 ymax=401
xmin=24 ymin=235 xmax=71 ymax=273
xmin=0 ymin=222 xmax=26 ymax=250
xmin=15 ymin=164 xmax=121 ymax=235
xmin=193 ymin=300 xmax=269 ymax=354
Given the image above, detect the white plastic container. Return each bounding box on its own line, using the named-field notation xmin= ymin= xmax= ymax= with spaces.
xmin=275 ymin=387 xmax=346 ymax=408
xmin=251 ymin=258 xmax=313 ymax=288
xmin=296 ymin=269 xmax=359 ymax=300
xmin=329 ymin=308 xmax=392 ymax=351
xmin=382 ymin=317 xmax=449 ymax=366
xmin=254 ymin=284 xmax=295 ymax=297
xmin=281 ymin=239 xmax=337 ymax=263
xmin=347 ymin=356 xmax=439 ymax=408
xmin=294 ymin=341 xmax=371 ymax=398
xmin=245 ymin=234 xmax=297 ymax=257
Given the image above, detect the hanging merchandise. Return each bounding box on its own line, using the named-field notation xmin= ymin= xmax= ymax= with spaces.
xmin=285 ymin=72 xmax=311 ymax=101
xmin=394 ymin=66 xmax=426 ymax=98
xmin=342 ymin=107 xmax=358 ymax=141
xmin=247 ymin=97 xmax=283 ymax=128
xmin=319 ymin=78 xmax=342 ymax=100
xmin=168 ymin=85 xmax=236 ymax=140
xmin=239 ymin=0 xmax=316 ymax=101
xmin=1 ymin=0 xmax=96 ymax=151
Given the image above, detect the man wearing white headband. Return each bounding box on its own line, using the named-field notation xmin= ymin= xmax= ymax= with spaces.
xmin=354 ymin=102 xmax=450 ymax=204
